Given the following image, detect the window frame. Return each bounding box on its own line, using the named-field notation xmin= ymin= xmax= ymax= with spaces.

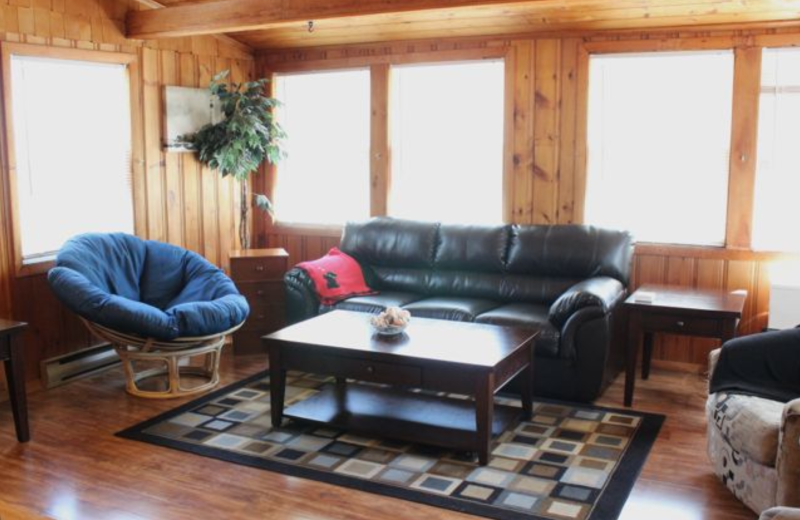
xmin=583 ymin=48 xmax=737 ymax=247
xmin=0 ymin=43 xmax=141 ymax=277
xmin=260 ymin=48 xmax=511 ymax=237
xmin=387 ymin=58 xmax=507 ymax=225
xmin=271 ymin=66 xmax=373 ymax=228
xmin=579 ymin=39 xmax=763 ymax=253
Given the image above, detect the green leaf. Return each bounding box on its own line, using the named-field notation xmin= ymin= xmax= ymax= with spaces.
xmin=253 ymin=193 xmax=274 ymax=215
xmin=187 ymin=69 xmax=286 ymax=183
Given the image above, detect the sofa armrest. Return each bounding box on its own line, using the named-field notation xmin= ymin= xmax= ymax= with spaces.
xmin=549 ymin=276 xmax=625 ymax=328
xmin=284 ymin=267 xmax=320 ymax=325
xmin=778 ymin=398 xmax=800 ymax=507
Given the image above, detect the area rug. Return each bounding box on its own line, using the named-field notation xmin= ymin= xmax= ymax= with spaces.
xmin=118 ymin=372 xmax=664 ymax=520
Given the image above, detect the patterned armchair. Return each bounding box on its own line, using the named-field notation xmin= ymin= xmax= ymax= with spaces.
xmin=707 ymin=348 xmax=800 ymax=514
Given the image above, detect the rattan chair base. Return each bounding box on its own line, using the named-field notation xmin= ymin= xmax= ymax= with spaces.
xmin=81 ymin=319 xmax=242 ymax=399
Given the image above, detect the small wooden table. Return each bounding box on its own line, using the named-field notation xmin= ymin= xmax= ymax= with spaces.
xmin=0 ymin=319 xmax=29 ymax=442
xmin=264 ymin=310 xmax=538 ymax=465
xmin=624 ymin=284 xmax=746 ymax=407
xmin=230 ymin=248 xmax=289 ymax=355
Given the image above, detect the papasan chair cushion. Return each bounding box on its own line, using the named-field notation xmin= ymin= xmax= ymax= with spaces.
xmin=47 ymin=233 xmax=249 ymax=340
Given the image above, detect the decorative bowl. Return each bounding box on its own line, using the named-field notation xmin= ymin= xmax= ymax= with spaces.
xmin=370 ymin=323 xmax=408 ymax=336
xmin=370 ymin=307 xmax=411 ymax=336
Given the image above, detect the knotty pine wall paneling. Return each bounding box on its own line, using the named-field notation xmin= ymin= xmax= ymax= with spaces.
xmin=256 ymin=28 xmax=800 ymax=371
xmin=0 ymin=0 xmax=256 ymax=393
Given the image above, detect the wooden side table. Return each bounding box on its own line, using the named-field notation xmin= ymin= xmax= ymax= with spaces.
xmin=624 ymin=284 xmax=747 ymax=407
xmin=230 ymin=248 xmax=289 ymax=355
xmin=0 ymin=319 xmax=29 ymax=442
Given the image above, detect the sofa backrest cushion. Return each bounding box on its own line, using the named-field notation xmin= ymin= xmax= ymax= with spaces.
xmin=434 ymin=224 xmax=510 ymax=272
xmin=339 ymin=218 xmax=633 ymax=303
xmin=340 ymin=218 xmax=438 ymax=269
xmin=506 ymin=225 xmax=634 ymax=285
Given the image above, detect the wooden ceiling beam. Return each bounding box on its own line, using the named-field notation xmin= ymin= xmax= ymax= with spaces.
xmin=130 ymin=0 xmax=254 ymax=53
xmin=126 ymin=0 xmax=548 ymax=39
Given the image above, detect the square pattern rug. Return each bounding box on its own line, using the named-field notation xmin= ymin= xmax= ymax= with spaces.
xmin=118 ymin=371 xmax=664 ymax=520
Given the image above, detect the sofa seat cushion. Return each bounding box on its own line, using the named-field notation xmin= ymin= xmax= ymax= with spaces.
xmin=331 ymin=292 xmax=424 ymax=314
xmin=708 ymin=392 xmax=783 ymax=466
xmin=475 ymin=303 xmax=560 ymax=358
xmin=402 ymin=297 xmax=500 ymax=322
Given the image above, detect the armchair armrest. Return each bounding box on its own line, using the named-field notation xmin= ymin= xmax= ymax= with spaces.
xmin=778 ymin=398 xmax=800 ymax=507
xmin=708 ymin=349 xmax=721 ymax=391
xmin=284 ymin=267 xmax=320 ymax=325
xmin=760 ymin=508 xmax=800 ymax=520
xmin=549 ymin=276 xmax=625 ymax=328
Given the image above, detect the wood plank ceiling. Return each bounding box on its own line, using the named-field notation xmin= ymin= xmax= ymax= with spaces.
xmin=130 ymin=0 xmax=800 ymax=49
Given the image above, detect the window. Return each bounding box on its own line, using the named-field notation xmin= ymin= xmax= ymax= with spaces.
xmin=752 ymin=48 xmax=800 ymax=252
xmin=585 ymin=51 xmax=734 ymax=246
xmin=274 ymin=69 xmax=370 ymax=225
xmin=389 ymin=60 xmax=505 ymax=224
xmin=7 ymin=51 xmax=135 ymax=264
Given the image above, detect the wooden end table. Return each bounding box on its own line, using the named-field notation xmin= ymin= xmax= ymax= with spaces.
xmin=264 ymin=310 xmax=538 ymax=465
xmin=0 ymin=319 xmax=29 ymax=442
xmin=624 ymin=284 xmax=746 ymax=407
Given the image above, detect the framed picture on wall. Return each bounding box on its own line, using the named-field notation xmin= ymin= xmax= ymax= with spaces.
xmin=163 ymin=86 xmax=222 ymax=152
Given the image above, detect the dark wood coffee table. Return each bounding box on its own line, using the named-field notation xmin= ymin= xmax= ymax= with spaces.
xmin=263 ymin=310 xmax=538 ymax=465
xmin=624 ymin=284 xmax=747 ymax=407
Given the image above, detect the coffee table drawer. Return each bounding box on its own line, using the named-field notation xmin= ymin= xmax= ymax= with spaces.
xmin=641 ymin=313 xmax=721 ymax=336
xmin=335 ymin=357 xmax=422 ymax=386
xmin=284 ymin=351 xmax=422 ymax=387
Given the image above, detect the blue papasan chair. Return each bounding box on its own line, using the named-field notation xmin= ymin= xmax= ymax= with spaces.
xmin=48 ymin=233 xmax=249 ymax=398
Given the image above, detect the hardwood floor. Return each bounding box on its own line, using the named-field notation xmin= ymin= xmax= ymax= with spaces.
xmin=0 ymin=351 xmax=755 ymax=520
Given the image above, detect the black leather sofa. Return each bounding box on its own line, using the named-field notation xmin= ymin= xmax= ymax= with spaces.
xmin=285 ymin=217 xmax=634 ymax=402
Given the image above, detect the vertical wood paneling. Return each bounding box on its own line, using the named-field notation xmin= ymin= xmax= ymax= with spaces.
xmin=197 ymin=54 xmax=219 ymax=266
xmin=511 ymin=41 xmax=534 ymax=224
xmin=369 ymin=63 xmax=390 ymax=217
xmin=532 ymin=39 xmax=560 ymax=225
xmin=142 ymin=46 xmax=165 ymax=242
xmin=161 ymin=50 xmax=184 ymax=247
xmin=557 ymin=38 xmax=579 ymax=224
xmin=179 ymin=53 xmax=203 ymax=255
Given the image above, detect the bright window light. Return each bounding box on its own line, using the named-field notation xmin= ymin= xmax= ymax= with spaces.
xmin=752 ymin=48 xmax=800 ymax=252
xmin=10 ymin=56 xmax=134 ymax=260
xmin=585 ymin=51 xmax=734 ymax=246
xmin=274 ymin=69 xmax=370 ymax=226
xmin=389 ymin=60 xmax=505 ymax=224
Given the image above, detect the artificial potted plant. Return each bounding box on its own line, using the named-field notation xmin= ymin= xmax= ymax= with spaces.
xmin=182 ymin=70 xmax=285 ymax=249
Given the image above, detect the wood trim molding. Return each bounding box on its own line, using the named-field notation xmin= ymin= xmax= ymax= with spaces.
xmin=262 ymin=47 xmax=510 ymax=73
xmin=725 ymin=47 xmax=762 ymax=249
xmin=572 ymin=45 xmax=590 ymax=224
xmin=633 ymin=242 xmax=799 ymax=262
xmin=369 ymin=64 xmax=391 ymax=217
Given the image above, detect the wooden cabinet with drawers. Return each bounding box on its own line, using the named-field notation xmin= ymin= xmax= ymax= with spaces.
xmin=230 ymin=248 xmax=289 ymax=355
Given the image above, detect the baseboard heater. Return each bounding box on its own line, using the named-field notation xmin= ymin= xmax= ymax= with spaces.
xmin=41 ymin=343 xmax=121 ymax=389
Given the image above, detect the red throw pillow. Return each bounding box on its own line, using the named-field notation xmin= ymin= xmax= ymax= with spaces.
xmin=297 ymin=248 xmax=377 ymax=305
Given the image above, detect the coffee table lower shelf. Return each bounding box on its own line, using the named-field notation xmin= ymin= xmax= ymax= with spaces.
xmin=284 ymin=383 xmax=521 ymax=455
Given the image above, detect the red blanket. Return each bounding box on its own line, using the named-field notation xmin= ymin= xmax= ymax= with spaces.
xmin=297 ymin=248 xmax=377 ymax=305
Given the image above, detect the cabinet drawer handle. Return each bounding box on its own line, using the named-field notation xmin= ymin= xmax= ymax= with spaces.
xmin=676 ymin=321 xmax=685 ymax=327
xmin=257 ymin=314 xmax=265 ymax=320
xmin=366 ymin=366 xmax=374 ymax=374
xmin=255 ymin=265 xmax=265 ymax=272
xmin=257 ymin=289 xmax=265 ymax=296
